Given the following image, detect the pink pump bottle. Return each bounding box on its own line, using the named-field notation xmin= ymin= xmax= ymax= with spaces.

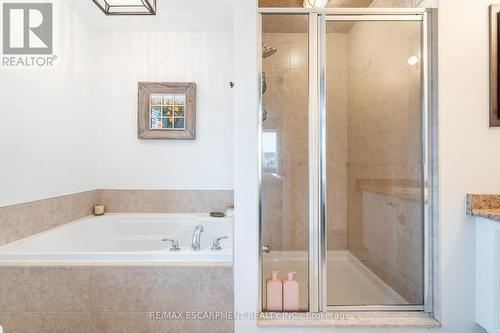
xmin=266 ymin=271 xmax=283 ymax=311
xmin=283 ymin=272 xmax=299 ymax=311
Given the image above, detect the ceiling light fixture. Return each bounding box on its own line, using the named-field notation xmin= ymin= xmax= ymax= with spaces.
xmin=92 ymin=0 xmax=156 ymax=16
xmin=303 ymin=0 xmax=329 ymax=8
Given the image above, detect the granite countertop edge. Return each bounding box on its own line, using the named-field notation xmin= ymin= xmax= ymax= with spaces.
xmin=466 ymin=194 xmax=500 ymax=222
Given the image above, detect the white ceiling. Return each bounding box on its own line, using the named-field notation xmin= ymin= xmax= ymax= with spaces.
xmin=63 ymin=0 xmax=233 ymax=33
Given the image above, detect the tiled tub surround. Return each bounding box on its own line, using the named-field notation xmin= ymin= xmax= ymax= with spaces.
xmin=0 ymin=266 xmax=233 ymax=333
xmin=0 ymin=192 xmax=234 ymax=332
xmin=0 ymin=214 xmax=232 ymax=263
xmin=0 ymin=191 xmax=99 ymax=246
xmin=98 ymin=190 xmax=233 ymax=214
xmin=466 ymin=194 xmax=500 ymax=221
xmin=0 ymin=190 xmax=233 ymax=246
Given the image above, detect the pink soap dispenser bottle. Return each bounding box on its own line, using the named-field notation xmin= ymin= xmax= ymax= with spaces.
xmin=283 ymin=272 xmax=299 ymax=311
xmin=266 ymin=271 xmax=283 ymax=311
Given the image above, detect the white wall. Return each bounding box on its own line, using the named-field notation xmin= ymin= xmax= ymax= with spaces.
xmin=74 ymin=0 xmax=234 ymax=191
xmin=438 ymin=0 xmax=500 ymax=331
xmin=233 ymin=0 xmax=499 ymax=332
xmin=0 ymin=1 xmax=99 ymax=206
xmin=0 ymin=0 xmax=234 ymax=207
xmin=233 ymin=1 xmax=260 ymax=332
xmin=95 ymin=30 xmax=234 ymax=190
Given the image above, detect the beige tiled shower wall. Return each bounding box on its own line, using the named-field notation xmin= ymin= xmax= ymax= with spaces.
xmin=344 ymin=16 xmax=423 ymax=303
xmin=0 ymin=190 xmax=233 ymax=246
xmin=262 ymin=32 xmax=349 ymax=251
xmin=262 ymin=14 xmax=424 ymax=303
xmin=326 ymin=32 xmax=349 ymax=251
xmin=0 ymin=266 xmax=233 ymax=333
xmin=262 ymin=32 xmax=309 ymax=251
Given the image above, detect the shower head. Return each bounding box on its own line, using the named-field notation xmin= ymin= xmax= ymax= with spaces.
xmin=263 ymin=44 xmax=277 ymax=59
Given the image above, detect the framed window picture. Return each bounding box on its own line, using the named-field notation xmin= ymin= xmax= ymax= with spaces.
xmin=138 ymin=82 xmax=196 ymax=139
xmin=490 ymin=5 xmax=500 ymax=127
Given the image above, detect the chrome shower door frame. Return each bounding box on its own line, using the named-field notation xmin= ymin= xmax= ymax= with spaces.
xmin=258 ymin=7 xmax=435 ymax=315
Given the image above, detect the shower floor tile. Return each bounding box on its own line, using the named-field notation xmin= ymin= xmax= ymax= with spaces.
xmin=327 ymin=250 xmax=407 ymax=306
xmin=263 ymin=250 xmax=407 ymax=310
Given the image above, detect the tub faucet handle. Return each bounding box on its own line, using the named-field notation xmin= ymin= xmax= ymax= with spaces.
xmin=162 ymin=238 xmax=180 ymax=252
xmin=211 ymin=236 xmax=229 ymax=251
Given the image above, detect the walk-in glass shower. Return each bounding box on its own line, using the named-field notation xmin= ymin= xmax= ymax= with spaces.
xmin=259 ymin=7 xmax=433 ymax=313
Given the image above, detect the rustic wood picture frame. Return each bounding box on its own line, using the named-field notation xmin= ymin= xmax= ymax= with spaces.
xmin=490 ymin=5 xmax=500 ymax=127
xmin=138 ymin=82 xmax=196 ymax=139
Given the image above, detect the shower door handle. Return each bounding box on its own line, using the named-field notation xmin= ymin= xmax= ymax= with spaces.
xmin=262 ymin=245 xmax=271 ymax=253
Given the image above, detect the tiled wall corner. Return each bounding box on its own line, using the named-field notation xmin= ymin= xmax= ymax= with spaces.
xmin=0 ymin=191 xmax=99 ymax=246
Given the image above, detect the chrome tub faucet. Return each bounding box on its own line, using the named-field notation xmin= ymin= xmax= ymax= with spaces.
xmin=191 ymin=225 xmax=204 ymax=251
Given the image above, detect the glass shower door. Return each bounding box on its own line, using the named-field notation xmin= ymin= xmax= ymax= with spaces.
xmin=260 ymin=13 xmax=310 ymax=312
xmin=323 ymin=17 xmax=425 ymax=308
xmin=259 ymin=9 xmax=431 ymax=314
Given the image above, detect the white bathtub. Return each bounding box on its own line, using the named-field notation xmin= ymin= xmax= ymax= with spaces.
xmin=0 ymin=214 xmax=232 ymax=264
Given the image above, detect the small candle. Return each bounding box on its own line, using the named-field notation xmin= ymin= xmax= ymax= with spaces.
xmin=94 ymin=205 xmax=105 ymax=216
xmin=226 ymin=203 xmax=234 ymax=217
